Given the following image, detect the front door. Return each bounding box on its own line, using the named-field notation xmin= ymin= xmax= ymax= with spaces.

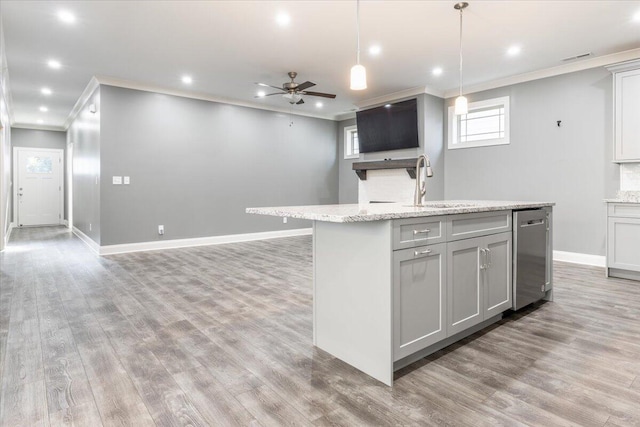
xmin=16 ymin=148 xmax=63 ymax=227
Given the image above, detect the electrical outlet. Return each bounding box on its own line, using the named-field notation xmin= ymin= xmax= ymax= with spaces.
xmin=123 ymin=176 xmax=130 ymax=185
xmin=283 ymin=217 xmax=288 ymax=224
xmin=158 ymin=225 xmax=164 ymax=235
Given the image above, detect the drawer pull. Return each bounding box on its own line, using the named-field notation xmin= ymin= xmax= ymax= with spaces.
xmin=414 ymin=249 xmax=432 ymax=257
xmin=413 ymin=229 xmax=431 ymax=235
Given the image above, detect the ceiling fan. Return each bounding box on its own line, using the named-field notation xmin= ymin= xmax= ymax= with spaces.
xmin=255 ymin=72 xmax=337 ymax=105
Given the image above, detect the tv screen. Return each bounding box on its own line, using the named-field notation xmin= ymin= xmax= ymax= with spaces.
xmin=356 ymin=99 xmax=419 ymax=153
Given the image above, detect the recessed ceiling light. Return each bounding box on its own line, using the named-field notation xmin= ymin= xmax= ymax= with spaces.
xmin=41 ymin=87 xmax=52 ymax=95
xmin=257 ymin=91 xmax=266 ymax=97
xmin=181 ymin=75 xmax=193 ymax=84
xmin=58 ymin=10 xmax=76 ymax=24
xmin=507 ymin=45 xmax=521 ymax=56
xmin=369 ymin=45 xmax=381 ymax=56
xmin=47 ymin=59 xmax=61 ymax=69
xmin=432 ymin=67 xmax=443 ymax=76
xmin=37 ymin=119 xmax=44 ymax=124
xmin=315 ymin=102 xmax=323 ymax=108
xmin=39 ymin=106 xmax=48 ymax=112
xmin=276 ymin=12 xmax=291 ymax=27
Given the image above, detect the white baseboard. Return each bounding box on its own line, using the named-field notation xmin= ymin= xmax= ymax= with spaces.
xmin=72 ymin=226 xmax=100 ymax=255
xmin=553 ymin=250 xmax=606 ymax=267
xmin=99 ymin=228 xmax=313 ymax=256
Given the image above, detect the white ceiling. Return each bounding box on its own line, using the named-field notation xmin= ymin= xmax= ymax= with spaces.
xmin=2 ymin=0 xmax=640 ymax=128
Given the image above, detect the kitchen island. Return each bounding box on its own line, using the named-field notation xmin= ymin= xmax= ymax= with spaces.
xmin=247 ymin=201 xmax=554 ymax=385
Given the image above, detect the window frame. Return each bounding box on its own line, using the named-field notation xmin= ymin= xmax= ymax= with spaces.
xmin=344 ymin=125 xmax=360 ymax=159
xmin=448 ymin=96 xmax=510 ymax=150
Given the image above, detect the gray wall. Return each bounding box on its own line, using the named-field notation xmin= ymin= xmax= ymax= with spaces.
xmin=444 ymin=67 xmax=617 ymax=256
xmin=11 ymin=128 xmax=67 ymax=220
xmin=337 ymin=93 xmax=445 ymax=203
xmin=69 ymin=86 xmax=101 ymax=244
xmin=12 ymin=128 xmax=66 ymax=149
xmin=99 ymin=85 xmax=338 ymax=246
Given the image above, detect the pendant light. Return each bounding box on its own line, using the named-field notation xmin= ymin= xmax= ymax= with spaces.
xmin=454 ymin=2 xmax=469 ymax=115
xmin=350 ymin=0 xmax=367 ymax=90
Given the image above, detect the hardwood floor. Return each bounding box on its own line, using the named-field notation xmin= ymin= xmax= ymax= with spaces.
xmin=1 ymin=226 xmax=640 ymax=426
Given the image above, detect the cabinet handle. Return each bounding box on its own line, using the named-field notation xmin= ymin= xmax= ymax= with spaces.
xmin=413 ymin=229 xmax=430 ymax=235
xmin=414 ymin=249 xmax=432 ymax=257
xmin=480 ymin=248 xmax=487 ymax=270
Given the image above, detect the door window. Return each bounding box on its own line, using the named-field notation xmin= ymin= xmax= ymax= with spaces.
xmin=26 ymin=156 xmax=53 ymax=174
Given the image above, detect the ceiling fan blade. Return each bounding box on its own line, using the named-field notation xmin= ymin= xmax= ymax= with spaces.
xmin=296 ymin=98 xmax=305 ymax=105
xmin=301 ymin=91 xmax=336 ymax=99
xmin=255 ymin=82 xmax=285 ymax=91
xmin=296 ymin=81 xmax=316 ymax=91
xmin=254 ymin=93 xmax=284 ymax=98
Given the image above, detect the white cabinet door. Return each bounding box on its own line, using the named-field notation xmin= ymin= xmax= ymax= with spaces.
xmin=608 ymin=217 xmax=640 ymax=272
xmin=483 ymin=232 xmax=512 ymax=318
xmin=393 ymin=243 xmax=447 ymax=361
xmin=614 ymin=68 xmax=640 ymax=162
xmin=446 ymin=237 xmax=483 ymax=336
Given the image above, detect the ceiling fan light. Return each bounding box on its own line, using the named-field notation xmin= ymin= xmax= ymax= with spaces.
xmin=455 ymin=95 xmax=468 ymax=115
xmin=350 ymin=64 xmax=367 ymax=90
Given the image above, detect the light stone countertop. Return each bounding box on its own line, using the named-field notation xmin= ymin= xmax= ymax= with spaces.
xmin=605 ymin=191 xmax=640 ymax=204
xmin=246 ymin=200 xmax=555 ymax=223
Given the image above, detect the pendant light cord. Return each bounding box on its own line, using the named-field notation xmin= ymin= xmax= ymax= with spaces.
xmin=356 ymin=0 xmax=361 ymax=65
xmin=459 ymin=7 xmax=464 ymax=97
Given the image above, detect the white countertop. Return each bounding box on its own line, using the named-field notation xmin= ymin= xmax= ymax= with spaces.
xmin=605 ymin=191 xmax=640 ymax=204
xmin=246 ymin=200 xmax=555 ymax=223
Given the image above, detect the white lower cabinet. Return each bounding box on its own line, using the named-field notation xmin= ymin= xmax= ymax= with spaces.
xmin=608 ymin=216 xmax=640 ymax=272
xmin=446 ymin=232 xmax=512 ymax=337
xmin=393 ymin=243 xmax=447 ymax=361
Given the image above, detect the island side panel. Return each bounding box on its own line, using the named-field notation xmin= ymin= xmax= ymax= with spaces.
xmin=313 ymin=220 xmax=393 ymax=386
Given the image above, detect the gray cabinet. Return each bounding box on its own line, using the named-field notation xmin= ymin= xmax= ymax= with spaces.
xmin=446 ymin=237 xmax=483 ymax=335
xmin=447 ymin=232 xmax=512 ymax=336
xmin=483 ymin=232 xmax=513 ymax=318
xmin=607 ymin=61 xmax=640 ymax=163
xmin=607 ymin=203 xmax=640 ymax=277
xmin=393 ymin=243 xmax=446 ymax=361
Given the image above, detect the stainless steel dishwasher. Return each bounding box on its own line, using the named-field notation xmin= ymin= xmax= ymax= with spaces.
xmin=513 ymin=208 xmax=550 ymax=310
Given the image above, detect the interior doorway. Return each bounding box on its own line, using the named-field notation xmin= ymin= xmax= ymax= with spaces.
xmin=13 ymin=147 xmax=64 ymax=227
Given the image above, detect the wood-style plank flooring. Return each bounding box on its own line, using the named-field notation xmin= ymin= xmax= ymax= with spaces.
xmin=1 ymin=226 xmax=640 ymax=426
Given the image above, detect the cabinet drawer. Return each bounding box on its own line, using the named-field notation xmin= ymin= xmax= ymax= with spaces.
xmin=447 ymin=210 xmax=512 ymax=242
xmin=608 ymin=203 xmax=640 ymax=218
xmin=392 ymin=217 xmax=446 ymax=250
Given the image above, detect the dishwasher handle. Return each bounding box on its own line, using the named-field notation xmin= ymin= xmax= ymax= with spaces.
xmin=520 ymin=218 xmax=545 ymax=228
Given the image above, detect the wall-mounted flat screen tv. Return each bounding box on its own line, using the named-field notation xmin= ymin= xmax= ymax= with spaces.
xmin=355 ymin=98 xmax=419 ymax=153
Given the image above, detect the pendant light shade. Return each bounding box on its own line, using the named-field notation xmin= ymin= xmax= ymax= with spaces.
xmin=454 ymin=2 xmax=469 ymax=115
xmin=350 ymin=64 xmax=367 ymax=90
xmin=454 ymin=95 xmax=468 ymax=115
xmin=350 ymin=0 xmax=367 ymax=90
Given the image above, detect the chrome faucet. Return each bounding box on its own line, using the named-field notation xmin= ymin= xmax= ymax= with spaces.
xmin=414 ymin=154 xmax=434 ymax=207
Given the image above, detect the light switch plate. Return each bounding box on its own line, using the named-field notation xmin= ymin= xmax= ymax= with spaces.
xmin=123 ymin=176 xmax=130 ymax=185
xmin=113 ymin=176 xmax=122 ymax=185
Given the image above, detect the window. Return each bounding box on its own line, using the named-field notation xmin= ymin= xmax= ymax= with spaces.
xmin=344 ymin=125 xmax=360 ymax=159
xmin=26 ymin=156 xmax=53 ymax=174
xmin=448 ymin=96 xmax=510 ymax=149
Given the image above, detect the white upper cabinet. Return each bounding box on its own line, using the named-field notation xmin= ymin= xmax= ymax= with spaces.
xmin=609 ymin=60 xmax=640 ymax=163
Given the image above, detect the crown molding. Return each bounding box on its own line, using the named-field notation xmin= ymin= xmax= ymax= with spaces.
xmin=92 ymin=75 xmax=343 ymax=122
xmin=443 ymin=47 xmax=640 ymax=98
xmin=11 ymin=123 xmax=65 ymax=132
xmin=63 ymin=76 xmax=100 ymax=130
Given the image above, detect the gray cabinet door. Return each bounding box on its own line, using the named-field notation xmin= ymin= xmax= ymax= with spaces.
xmin=608 ymin=217 xmax=640 ymax=272
xmin=614 ymin=68 xmax=640 ymax=162
xmin=446 ymin=237 xmax=483 ymax=336
xmin=483 ymin=232 xmax=512 ymax=318
xmin=393 ymin=243 xmax=447 ymax=361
